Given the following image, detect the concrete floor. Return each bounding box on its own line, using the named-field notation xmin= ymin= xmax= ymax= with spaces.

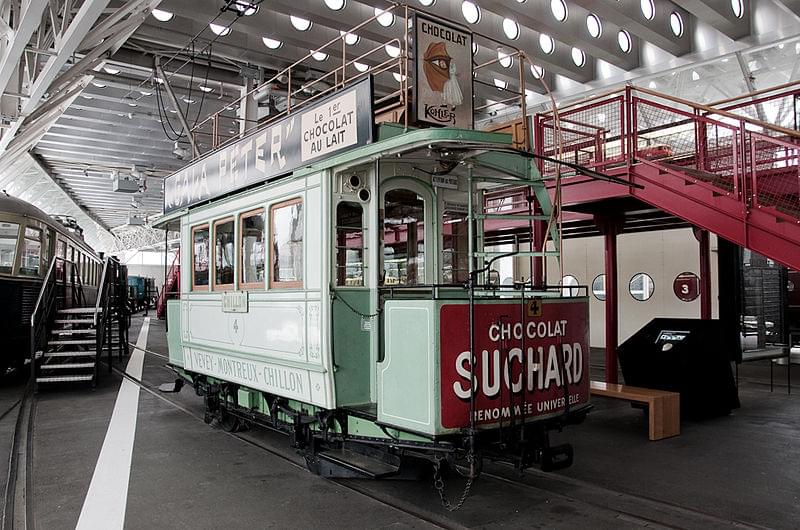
xmin=4 ymin=315 xmax=799 ymax=528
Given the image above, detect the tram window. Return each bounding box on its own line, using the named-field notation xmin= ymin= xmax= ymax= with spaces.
xmin=192 ymin=225 xmax=210 ymax=290
xmin=19 ymin=227 xmax=42 ymax=276
xmin=213 ymin=218 xmax=235 ymax=290
xmin=335 ymin=202 xmax=364 ymax=287
xmin=629 ymin=272 xmax=655 ymax=301
xmin=0 ymin=222 xmax=18 ymax=274
xmin=56 ymin=239 xmax=66 ymax=277
xmin=382 ymin=189 xmax=425 ymax=286
xmin=270 ymin=198 xmax=304 ymax=288
xmin=240 ymin=209 xmax=266 ymax=288
xmin=442 ymin=210 xmax=468 ymax=284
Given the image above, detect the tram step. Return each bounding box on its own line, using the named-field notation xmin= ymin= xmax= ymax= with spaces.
xmin=41 ymin=363 xmax=95 ymax=370
xmin=43 ymin=351 xmax=96 ymax=358
xmin=48 ymin=339 xmax=95 ymax=346
xmin=57 ymin=308 xmax=100 ymax=314
xmin=36 ymin=375 xmax=94 ymax=384
xmin=316 ymin=449 xmax=400 ymax=479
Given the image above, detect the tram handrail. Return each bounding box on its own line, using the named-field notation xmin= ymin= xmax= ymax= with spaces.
xmin=93 ymin=258 xmax=110 ymax=327
xmin=30 ymin=256 xmax=68 ymax=385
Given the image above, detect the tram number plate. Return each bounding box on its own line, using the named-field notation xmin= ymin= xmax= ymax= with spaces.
xmin=222 ymin=291 xmax=249 ymax=313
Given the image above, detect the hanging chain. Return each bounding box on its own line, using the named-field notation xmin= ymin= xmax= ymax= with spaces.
xmin=331 ymin=292 xmax=382 ymax=319
xmin=432 ymin=456 xmax=474 ymax=512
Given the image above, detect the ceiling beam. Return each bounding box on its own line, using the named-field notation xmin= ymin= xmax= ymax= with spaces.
xmin=671 ymin=0 xmax=750 ymax=40
xmin=0 ymin=0 xmax=49 ymax=96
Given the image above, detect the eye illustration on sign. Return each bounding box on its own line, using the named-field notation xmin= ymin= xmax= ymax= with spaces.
xmin=423 ymin=42 xmax=463 ymax=108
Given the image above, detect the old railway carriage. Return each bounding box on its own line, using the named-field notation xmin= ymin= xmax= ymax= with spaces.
xmin=158 ymin=81 xmax=591 ymax=482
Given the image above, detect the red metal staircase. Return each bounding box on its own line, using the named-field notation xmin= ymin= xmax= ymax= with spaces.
xmin=534 ymin=85 xmax=800 ymax=270
xmin=156 ymin=250 xmax=180 ymax=319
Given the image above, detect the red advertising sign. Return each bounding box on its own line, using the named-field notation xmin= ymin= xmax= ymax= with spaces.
xmin=439 ymin=299 xmax=590 ymax=429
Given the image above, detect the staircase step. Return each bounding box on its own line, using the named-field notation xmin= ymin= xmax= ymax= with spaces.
xmin=41 ymin=363 xmax=95 ymax=370
xmin=51 ymin=329 xmax=96 ymax=335
xmin=36 ymin=375 xmax=94 ymax=384
xmin=54 ymin=319 xmax=94 ymax=325
xmin=48 ymin=339 xmax=95 ymax=346
xmin=43 ymin=351 xmax=95 ymax=358
xmin=57 ymin=308 xmax=99 ymax=315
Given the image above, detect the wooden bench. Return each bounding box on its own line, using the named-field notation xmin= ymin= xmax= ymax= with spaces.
xmin=590 ymin=381 xmax=680 ymax=441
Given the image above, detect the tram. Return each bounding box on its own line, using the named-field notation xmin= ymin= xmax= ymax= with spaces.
xmin=157 ymin=77 xmax=593 ymax=489
xmin=0 ymin=193 xmax=102 ymax=374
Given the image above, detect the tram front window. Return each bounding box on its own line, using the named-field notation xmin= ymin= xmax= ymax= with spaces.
xmin=19 ymin=227 xmax=41 ymax=276
xmin=214 ymin=219 xmax=235 ymax=288
xmin=192 ymin=225 xmax=210 ymax=289
xmin=442 ymin=211 xmax=468 ymax=284
xmin=0 ymin=222 xmax=18 ymax=274
xmin=382 ymin=189 xmax=424 ymax=286
xmin=336 ymin=202 xmax=364 ymax=287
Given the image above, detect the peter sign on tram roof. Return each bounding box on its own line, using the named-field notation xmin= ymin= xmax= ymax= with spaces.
xmin=163 ymin=77 xmax=374 ymax=214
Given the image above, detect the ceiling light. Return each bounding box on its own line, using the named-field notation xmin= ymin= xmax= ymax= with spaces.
xmin=169 ymin=109 xmax=178 ymax=114
xmin=340 ymin=31 xmax=359 ymax=46
xmin=461 ymin=1 xmax=481 ymax=24
xmin=419 ymin=0 xmax=435 ymax=5
xmin=530 ymin=64 xmax=544 ymax=79
xmin=392 ymin=73 xmax=406 ymax=82
xmin=81 ymin=95 xmax=93 ymax=100
xmin=618 ymin=30 xmax=632 ymax=53
xmin=640 ymin=0 xmax=655 ymax=21
xmin=151 ymin=9 xmax=174 ymax=22
xmin=493 ymin=78 xmax=508 ymax=89
xmin=209 ymin=23 xmax=231 ymax=36
xmin=183 ymin=97 xmax=195 ymax=104
xmin=385 ymin=43 xmax=401 ymax=58
xmin=232 ymin=1 xmax=258 ymax=16
xmin=103 ymin=66 xmax=120 ymax=75
xmin=648 ymin=81 xmax=657 ymax=89
xmin=670 ymin=12 xmax=684 ymax=37
xmin=502 ymin=18 xmax=520 ymax=40
xmin=691 ymin=70 xmax=700 ymax=81
xmin=550 ymin=0 xmax=568 ymax=22
xmin=311 ymin=50 xmax=328 ymax=61
xmin=375 ymin=8 xmax=395 ymax=27
xmin=571 ymin=47 xmax=586 ymax=67
xmin=139 ymin=90 xmax=152 ymax=96
xmin=290 ymin=16 xmax=312 ymax=31
xmin=539 ymin=33 xmax=555 ymax=54
xmin=731 ymin=0 xmax=744 ymax=18
xmin=586 ymin=14 xmax=602 ymax=38
xmin=354 ymin=62 xmax=369 ymax=72
xmin=498 ymin=50 xmax=513 ymax=68
xmin=198 ymin=85 xmax=213 ymax=93
xmin=92 ymin=81 xmax=106 ymax=88
xmin=472 ymin=42 xmax=479 ymax=55
xmin=154 ymin=76 xmax=164 ymax=84
xmin=324 ymin=0 xmax=346 ymax=11
xmin=127 ymin=102 xmax=138 ymax=107
xmin=262 ymin=37 xmax=283 ymax=49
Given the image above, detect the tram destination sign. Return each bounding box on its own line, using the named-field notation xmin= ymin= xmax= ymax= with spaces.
xmin=163 ymin=77 xmax=374 ymax=213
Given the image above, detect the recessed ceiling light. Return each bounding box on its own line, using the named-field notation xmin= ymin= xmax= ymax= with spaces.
xmin=670 ymin=12 xmax=684 ymax=37
xmin=461 ymin=1 xmax=481 ymax=24
xmin=731 ymin=0 xmax=744 ymax=18
xmin=385 ymin=43 xmax=401 ymax=58
xmin=498 ymin=50 xmax=513 ymax=68
xmin=472 ymin=42 xmax=479 ymax=55
xmin=324 ymin=0 xmax=346 ymax=10
xmin=127 ymin=102 xmax=138 ymax=107
xmin=311 ymin=50 xmax=328 ymax=61
xmin=154 ymin=76 xmax=164 ymax=84
xmin=169 ymin=109 xmax=178 ymax=114
xmin=392 ymin=72 xmax=406 ymax=82
xmin=354 ymin=62 xmax=369 ymax=72
xmin=198 ymin=85 xmax=213 ymax=93
xmin=503 ymin=18 xmax=520 ymax=40
xmin=81 ymin=95 xmax=93 ymax=100
xmin=290 ymin=16 xmax=312 ymax=31
xmin=139 ymin=90 xmax=152 ymax=96
xmin=151 ymin=9 xmax=174 ymax=22
xmin=340 ymin=31 xmax=359 ymax=46
xmin=232 ymin=1 xmax=258 ymax=15
xmin=571 ymin=47 xmax=586 ymax=67
xmin=539 ymin=33 xmax=555 ymax=54
xmin=419 ymin=0 xmax=435 ymax=5
xmin=494 ymin=78 xmax=508 ymax=89
xmin=530 ymin=64 xmax=544 ymax=79
xmin=691 ymin=70 xmax=700 ymax=81
xmin=92 ymin=81 xmax=106 ymax=88
xmin=586 ymin=14 xmax=602 ymax=38
xmin=640 ymin=0 xmax=655 ymax=21
xmin=374 ymin=8 xmax=395 ymax=27
xmin=183 ymin=97 xmax=195 ymax=104
xmin=550 ymin=0 xmax=568 ymax=22
xmin=618 ymin=30 xmax=632 ymax=53
xmin=103 ymin=66 xmax=120 ymax=75
xmin=262 ymin=37 xmax=283 ymax=49
xmin=209 ymin=23 xmax=231 ymax=36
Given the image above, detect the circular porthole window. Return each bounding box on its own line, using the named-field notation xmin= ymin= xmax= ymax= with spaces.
xmin=592 ymin=274 xmax=606 ymax=301
xmin=670 ymin=11 xmax=684 ymax=37
xmin=586 ymin=14 xmax=602 ymax=38
xmin=618 ymin=30 xmax=632 ymax=53
xmin=673 ymin=272 xmax=700 ymax=302
xmin=629 ymin=272 xmax=655 ymax=301
xmin=324 ymin=0 xmax=345 ymax=11
xmin=539 ymin=33 xmax=555 ymax=54
xmin=562 ymin=275 xmax=580 ymax=297
xmin=498 ymin=50 xmax=513 ymax=68
xmin=374 ymin=8 xmax=395 ymax=27
xmin=640 ymin=0 xmax=655 ymax=20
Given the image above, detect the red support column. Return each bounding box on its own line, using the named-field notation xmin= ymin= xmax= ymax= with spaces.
xmin=698 ymin=229 xmax=712 ymax=319
xmin=596 ymin=215 xmax=622 ymax=384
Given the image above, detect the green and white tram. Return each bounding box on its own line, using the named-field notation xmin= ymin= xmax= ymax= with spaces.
xmin=157 ymin=79 xmax=591 ymax=485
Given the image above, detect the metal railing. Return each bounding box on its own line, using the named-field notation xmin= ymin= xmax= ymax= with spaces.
xmin=94 ymin=257 xmax=129 ymax=377
xmin=30 ymin=257 xmax=75 ymax=384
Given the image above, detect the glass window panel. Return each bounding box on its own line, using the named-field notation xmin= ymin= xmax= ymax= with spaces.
xmin=336 ymin=202 xmax=364 ymax=287
xmin=0 ymin=222 xmax=18 ymax=274
xmin=592 ymin=274 xmax=606 ymax=301
xmin=382 ymin=189 xmax=425 ymax=286
xmin=193 ymin=226 xmax=210 ymax=288
xmin=271 ymin=199 xmax=304 ymax=287
xmin=629 ymin=272 xmax=655 ymax=301
xmin=442 ymin=210 xmax=468 ymax=284
xmin=20 ymin=229 xmax=41 ymax=276
xmin=241 ymin=210 xmax=266 ymax=287
xmin=214 ymin=219 xmax=235 ymax=287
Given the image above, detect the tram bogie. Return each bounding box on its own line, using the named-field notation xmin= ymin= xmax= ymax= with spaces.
xmin=161 ymin=118 xmax=590 ymax=484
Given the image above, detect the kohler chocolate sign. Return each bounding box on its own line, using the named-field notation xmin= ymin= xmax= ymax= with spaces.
xmin=414 ymin=14 xmax=473 ymax=129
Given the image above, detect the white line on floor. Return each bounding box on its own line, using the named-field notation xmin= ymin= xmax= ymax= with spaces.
xmin=76 ymin=317 xmax=149 ymax=530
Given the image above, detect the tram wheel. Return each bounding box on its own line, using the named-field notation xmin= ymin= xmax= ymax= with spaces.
xmin=217 ymin=408 xmax=242 ymax=432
